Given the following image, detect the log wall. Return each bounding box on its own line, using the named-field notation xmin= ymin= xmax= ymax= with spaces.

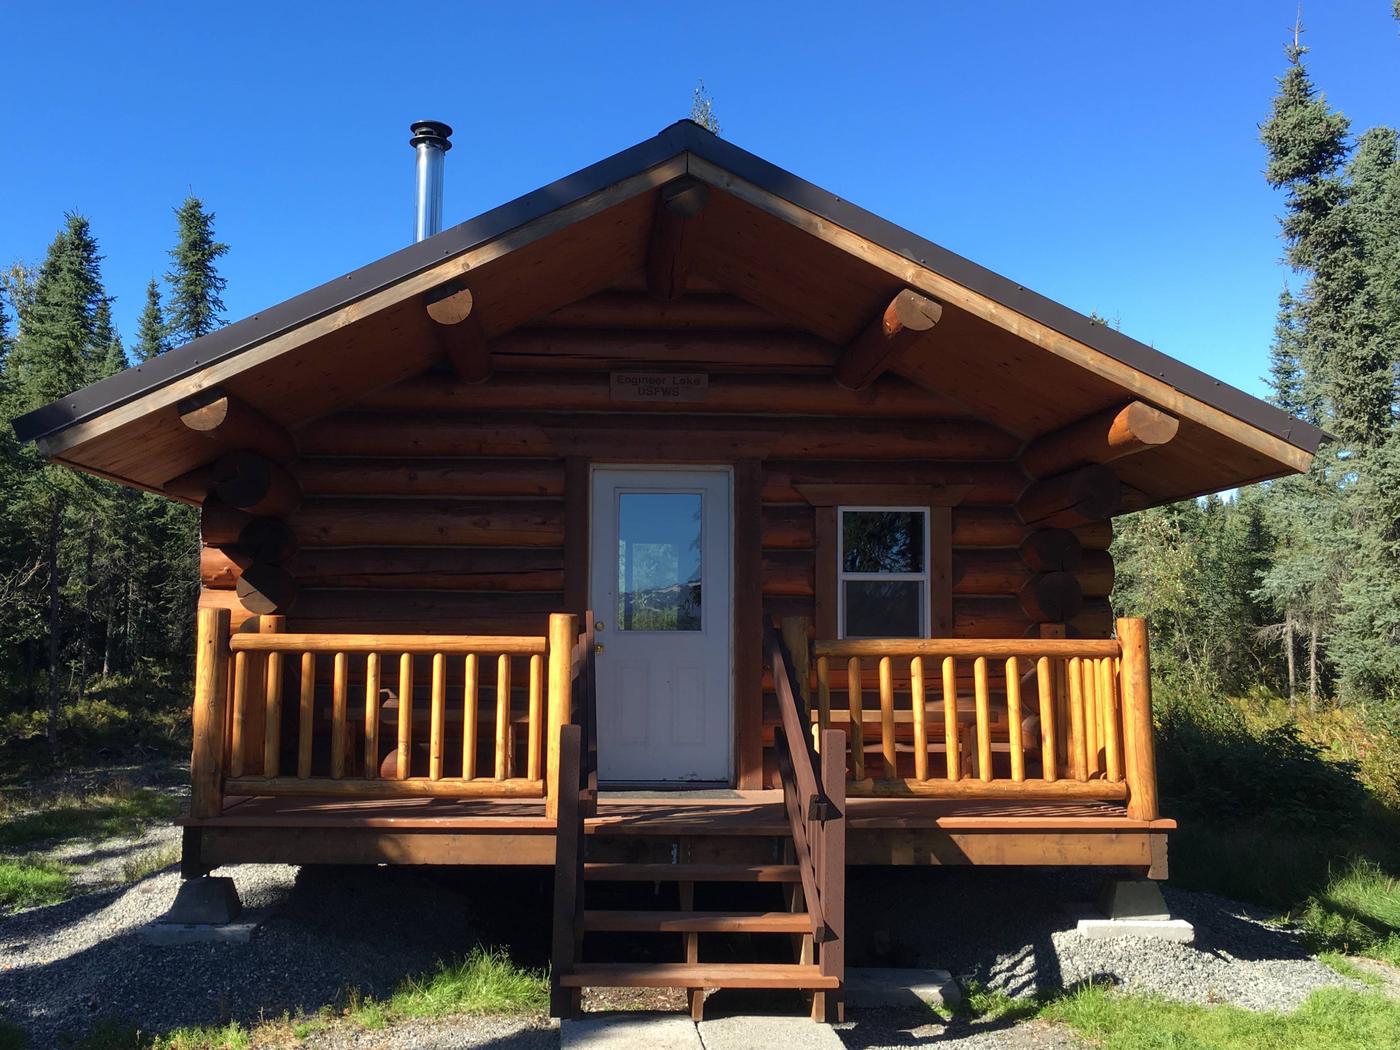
xmin=195 ymin=361 xmax=1117 ymax=788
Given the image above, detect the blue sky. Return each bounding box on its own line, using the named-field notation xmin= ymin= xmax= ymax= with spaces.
xmin=2 ymin=2 xmax=1397 ymax=399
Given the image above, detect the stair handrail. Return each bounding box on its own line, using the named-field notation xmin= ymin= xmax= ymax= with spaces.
xmin=766 ymin=624 xmax=833 ymax=821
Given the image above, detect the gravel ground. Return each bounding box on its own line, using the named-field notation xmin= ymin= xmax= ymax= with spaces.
xmin=846 ymin=868 xmax=1362 ymax=1012
xmin=0 ymin=863 xmax=554 ymax=1047
xmin=0 ymin=842 xmax=1376 ymax=1046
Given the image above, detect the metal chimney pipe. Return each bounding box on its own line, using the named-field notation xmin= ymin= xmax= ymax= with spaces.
xmin=409 ymin=120 xmax=453 ymax=242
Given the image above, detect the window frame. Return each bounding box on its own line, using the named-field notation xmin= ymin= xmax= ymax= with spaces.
xmin=836 ymin=505 xmax=931 ymax=640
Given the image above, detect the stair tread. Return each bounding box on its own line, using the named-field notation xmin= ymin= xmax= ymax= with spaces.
xmin=559 ymin=962 xmax=838 ymax=989
xmin=584 ymin=862 xmax=801 ymax=882
xmin=583 ymin=909 xmax=812 ymax=933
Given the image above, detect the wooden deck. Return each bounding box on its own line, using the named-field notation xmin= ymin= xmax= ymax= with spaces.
xmin=181 ymin=792 xmax=1173 ymax=876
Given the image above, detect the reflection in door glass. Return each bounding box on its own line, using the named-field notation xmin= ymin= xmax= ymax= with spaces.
xmin=618 ymin=493 xmax=702 ymax=631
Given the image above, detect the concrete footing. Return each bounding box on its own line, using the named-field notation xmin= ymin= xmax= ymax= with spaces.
xmin=844 ymin=968 xmax=961 ymax=1009
xmin=164 ymin=875 xmax=242 ymax=924
xmin=138 ymin=908 xmax=272 ymax=945
xmin=1100 ymin=878 xmax=1171 ymax=921
xmin=1076 ymin=917 xmax=1196 ymax=942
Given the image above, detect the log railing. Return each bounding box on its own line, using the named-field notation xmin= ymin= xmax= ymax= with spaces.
xmin=767 ymin=625 xmax=845 ymax=1021
xmin=808 ymin=617 xmax=1159 ymax=819
xmin=190 ymin=607 xmax=579 ymax=817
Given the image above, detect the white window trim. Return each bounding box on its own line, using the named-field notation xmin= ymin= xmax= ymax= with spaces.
xmin=836 ymin=506 xmax=931 ymax=640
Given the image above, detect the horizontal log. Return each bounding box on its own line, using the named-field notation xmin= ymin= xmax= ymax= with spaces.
xmin=1017 ymin=572 xmax=1084 ymax=623
xmin=532 ymin=291 xmax=790 ymax=330
xmin=1080 ymin=549 xmax=1115 ymax=598
xmin=229 ymin=630 xmax=547 ymax=655
xmin=1021 ymin=400 xmax=1180 ymax=479
xmin=287 ymin=589 xmax=558 ymax=635
xmin=201 ymin=546 xmax=248 ymax=589
xmin=297 ymin=412 xmax=1019 ymax=461
xmin=223 ymin=776 xmax=543 ymax=799
xmin=211 ymin=451 xmax=303 ymax=517
xmin=293 ymin=547 xmax=564 ymax=591
xmin=1019 ymin=528 xmax=1083 ymax=573
xmin=236 ymin=562 xmax=299 ymax=615
xmin=294 ymin=458 xmax=564 ymax=497
xmin=761 ymin=505 xmax=814 ymax=550
xmin=197 ymin=587 xmax=259 ymax=634
xmin=1015 ymin=465 xmax=1121 ymax=528
xmin=290 ymin=499 xmax=564 ymax=547
xmin=239 ymin=517 xmax=299 ymax=563
xmin=814 ymin=636 xmax=1121 ymax=659
xmin=761 ymin=550 xmax=812 ymax=596
xmin=177 ymin=389 xmax=297 ymax=463
xmin=357 ymin=372 xmax=970 ymax=419
xmin=848 ymin=778 xmax=1127 ymax=801
xmin=488 ymin=328 xmax=837 ymax=373
xmin=763 ymin=460 xmax=1024 ymax=505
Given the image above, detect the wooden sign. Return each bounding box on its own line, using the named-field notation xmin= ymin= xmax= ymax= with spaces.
xmin=609 ymin=372 xmax=708 ymax=403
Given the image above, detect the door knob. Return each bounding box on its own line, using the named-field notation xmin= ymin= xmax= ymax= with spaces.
xmin=595 ymin=621 xmax=605 ymax=631
xmin=595 ymin=643 xmax=605 ymax=654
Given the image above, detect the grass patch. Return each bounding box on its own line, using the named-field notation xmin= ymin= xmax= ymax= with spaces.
xmin=343 ymin=947 xmax=548 ymax=1028
xmin=64 ymin=1021 xmax=250 ymax=1050
xmin=1296 ymin=859 xmax=1400 ymax=965
xmin=121 ymin=844 xmax=180 ymax=884
xmin=1319 ymin=952 xmax=1386 ymax=987
xmin=1044 ymin=983 xmax=1400 ymax=1050
xmin=0 ymin=784 xmax=180 ymax=849
xmin=0 ymin=857 xmax=71 ymax=911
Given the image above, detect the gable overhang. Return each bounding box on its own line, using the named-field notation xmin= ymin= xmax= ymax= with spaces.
xmin=11 ymin=120 xmax=1321 ymax=507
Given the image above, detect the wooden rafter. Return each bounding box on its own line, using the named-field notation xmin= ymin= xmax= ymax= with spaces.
xmin=1021 ymin=401 xmax=1179 ymax=479
xmin=177 ymin=389 xmax=297 ymax=463
xmin=646 ymin=177 xmax=709 ymax=302
xmin=834 ymin=290 xmax=943 ymax=390
xmin=426 ymin=281 xmax=491 ymax=383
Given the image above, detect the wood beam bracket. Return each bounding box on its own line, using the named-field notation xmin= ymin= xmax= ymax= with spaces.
xmin=425 ymin=280 xmax=491 ymax=383
xmin=646 ymin=177 xmax=710 ymax=302
xmin=835 ymin=289 xmax=943 ymax=390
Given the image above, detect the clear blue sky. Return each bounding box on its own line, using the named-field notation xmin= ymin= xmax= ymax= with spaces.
xmin=2 ymin=2 xmax=1397 ymax=399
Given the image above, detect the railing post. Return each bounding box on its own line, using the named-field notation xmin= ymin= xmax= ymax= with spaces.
xmin=816 ymin=727 xmax=846 ymax=1023
xmin=546 ymin=612 xmax=578 ymax=819
xmin=1117 ymin=617 xmax=1159 ymax=821
xmin=549 ymin=723 xmax=583 ymax=1018
xmin=191 ymin=606 xmax=232 ymax=819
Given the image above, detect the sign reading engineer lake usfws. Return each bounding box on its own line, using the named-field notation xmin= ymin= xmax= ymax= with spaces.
xmin=609 ymin=372 xmax=709 ymax=403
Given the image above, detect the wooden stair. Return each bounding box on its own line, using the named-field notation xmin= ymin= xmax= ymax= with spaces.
xmin=558 ymin=805 xmax=831 ymax=1019
xmin=560 ymin=963 xmax=839 ymax=990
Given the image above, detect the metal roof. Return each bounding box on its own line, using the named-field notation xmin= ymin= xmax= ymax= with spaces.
xmin=10 ymin=120 xmax=1324 ymax=455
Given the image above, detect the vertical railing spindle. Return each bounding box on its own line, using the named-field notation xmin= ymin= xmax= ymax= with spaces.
xmin=297 ymin=652 xmax=315 ymax=779
xmin=1005 ymin=656 xmax=1024 ymax=782
xmin=973 ymin=656 xmax=991 ymax=782
xmin=528 ymin=652 xmax=544 ymax=780
xmin=942 ymin=656 xmax=960 ymax=781
xmin=396 ymin=653 xmax=413 ymax=780
xmin=1036 ymin=656 xmax=1057 ymax=782
xmin=495 ymin=653 xmax=512 ymax=780
xmin=429 ymin=652 xmax=446 ymax=780
xmin=910 ymin=656 xmax=928 ymax=782
xmin=847 ymin=657 xmax=865 ymax=781
xmin=331 ymin=652 xmax=348 ymax=778
xmin=463 ymin=653 xmax=479 ymax=779
xmin=363 ymin=652 xmax=380 ymax=778
xmin=878 ymin=656 xmax=896 ymax=780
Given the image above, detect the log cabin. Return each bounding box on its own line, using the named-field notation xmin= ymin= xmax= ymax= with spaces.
xmin=10 ymin=119 xmax=1323 ymax=1020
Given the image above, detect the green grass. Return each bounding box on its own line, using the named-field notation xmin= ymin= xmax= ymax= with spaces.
xmin=0 ymin=785 xmax=180 ymax=849
xmin=1295 ymin=859 xmax=1400 ymax=965
xmin=0 ymin=858 xmax=71 ymax=911
xmin=1044 ymin=984 xmax=1400 ymax=1050
xmin=343 ymin=947 xmax=548 ymax=1028
xmin=64 ymin=1022 xmax=250 ymax=1050
xmin=120 ymin=844 xmax=180 ymax=884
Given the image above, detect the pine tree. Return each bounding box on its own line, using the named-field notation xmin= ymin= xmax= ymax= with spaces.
xmin=90 ymin=297 xmax=127 ymax=379
xmin=134 ymin=278 xmax=168 ymax=361
xmin=165 ymin=196 xmax=228 ymax=344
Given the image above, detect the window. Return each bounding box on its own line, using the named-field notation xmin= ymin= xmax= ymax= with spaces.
xmin=616 ymin=491 xmax=703 ymax=631
xmin=837 ymin=507 xmax=929 ymax=639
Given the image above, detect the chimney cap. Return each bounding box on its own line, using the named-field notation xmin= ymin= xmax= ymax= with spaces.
xmin=409 ymin=120 xmax=453 ymax=151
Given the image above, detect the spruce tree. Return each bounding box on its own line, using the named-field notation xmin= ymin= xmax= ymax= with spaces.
xmin=165 ymin=196 xmax=228 ymax=344
xmin=134 ymin=278 xmax=168 ymax=361
xmin=1265 ymin=287 xmax=1311 ymax=421
xmin=690 ymin=81 xmax=720 ymax=135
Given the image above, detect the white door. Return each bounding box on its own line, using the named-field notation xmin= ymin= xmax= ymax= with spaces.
xmin=590 ymin=468 xmax=732 ymax=784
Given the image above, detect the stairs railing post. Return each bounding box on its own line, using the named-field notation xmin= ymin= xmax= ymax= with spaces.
xmin=815 ymin=727 xmax=846 ymax=1023
xmin=545 ymin=612 xmax=578 ymax=820
xmin=550 ymin=723 xmax=584 ymax=1018
xmin=190 ymin=606 xmax=231 ymax=819
xmin=1117 ymin=617 xmax=1160 ymax=821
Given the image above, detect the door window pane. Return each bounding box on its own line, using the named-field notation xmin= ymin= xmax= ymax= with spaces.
xmin=842 ymin=511 xmax=925 ymax=573
xmin=618 ymin=493 xmax=702 ymax=631
xmin=843 ymin=581 xmax=923 ymax=638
